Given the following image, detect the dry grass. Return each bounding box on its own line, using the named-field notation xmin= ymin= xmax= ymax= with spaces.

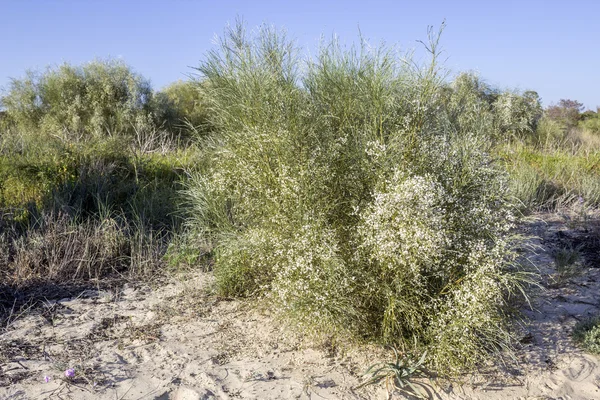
xmin=1 ymin=212 xmax=168 ymax=288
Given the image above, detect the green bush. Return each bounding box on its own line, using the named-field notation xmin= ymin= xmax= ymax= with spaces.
xmin=546 ymin=99 xmax=585 ymax=129
xmin=0 ymin=62 xmax=203 ymax=298
xmin=532 ymin=116 xmax=568 ymax=146
xmin=580 ymin=114 xmax=600 ymax=134
xmin=1 ymin=59 xmax=154 ymax=138
xmin=438 ymin=73 xmax=542 ymax=143
xmin=441 ymin=73 xmax=496 ymax=136
xmin=573 ymin=317 xmax=600 ymax=354
xmin=183 ymin=21 xmax=529 ymax=374
xmin=154 ymin=80 xmax=211 ymax=137
xmin=493 ymin=90 xmax=542 ymax=140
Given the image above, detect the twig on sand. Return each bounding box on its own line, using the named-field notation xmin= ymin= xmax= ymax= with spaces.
xmin=116 ymin=379 xmax=135 ymax=400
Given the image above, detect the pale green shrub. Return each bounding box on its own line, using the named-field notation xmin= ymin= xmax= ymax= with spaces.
xmin=493 ymin=90 xmax=542 ymax=140
xmin=359 ymin=173 xmax=446 ymax=281
xmin=268 ymin=219 xmax=361 ymax=332
xmin=356 ymin=173 xmax=446 ymax=343
xmin=214 ymin=226 xmax=279 ymax=297
xmin=154 ymin=80 xmax=211 ymax=136
xmin=440 ymin=73 xmax=542 ymax=143
xmin=443 ymin=73 xmax=495 ymax=135
xmin=184 ymin=21 xmax=529 ymax=374
xmin=573 ymin=317 xmax=600 ymax=354
xmin=580 ymin=116 xmax=600 ymax=134
xmin=1 ymin=59 xmax=154 ymax=138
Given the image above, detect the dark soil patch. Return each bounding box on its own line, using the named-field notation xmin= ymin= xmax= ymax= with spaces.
xmin=0 ymin=279 xmax=128 ymax=333
xmin=554 ymin=227 xmax=600 ymax=268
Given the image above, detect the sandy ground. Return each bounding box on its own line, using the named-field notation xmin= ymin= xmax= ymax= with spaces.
xmin=1 ymin=213 xmax=600 ymax=399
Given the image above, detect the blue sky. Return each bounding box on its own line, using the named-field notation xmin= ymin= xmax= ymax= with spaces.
xmin=1 ymin=0 xmax=598 ymax=109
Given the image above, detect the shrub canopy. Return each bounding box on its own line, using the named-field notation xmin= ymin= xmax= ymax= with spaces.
xmin=1 ymin=59 xmax=154 ymax=137
xmin=154 ymin=80 xmax=211 ymax=136
xmin=184 ymin=22 xmax=530 ymax=374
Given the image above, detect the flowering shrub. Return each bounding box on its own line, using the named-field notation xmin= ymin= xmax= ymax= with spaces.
xmin=184 ymin=21 xmax=529 ymax=374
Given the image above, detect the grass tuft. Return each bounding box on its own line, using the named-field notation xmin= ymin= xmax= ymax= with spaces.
xmin=573 ymin=317 xmax=600 ymax=354
xmin=356 ymin=348 xmax=428 ymax=398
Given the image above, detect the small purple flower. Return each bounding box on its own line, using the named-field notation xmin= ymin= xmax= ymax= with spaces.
xmin=44 ymin=375 xmax=51 ymax=383
xmin=578 ymin=196 xmax=584 ymax=204
xmin=65 ymin=368 xmax=75 ymax=379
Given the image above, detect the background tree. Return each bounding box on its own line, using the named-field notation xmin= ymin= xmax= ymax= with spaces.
xmin=546 ymin=99 xmax=585 ymax=128
xmin=153 ymin=80 xmax=210 ymax=136
xmin=1 ymin=59 xmax=155 ymax=138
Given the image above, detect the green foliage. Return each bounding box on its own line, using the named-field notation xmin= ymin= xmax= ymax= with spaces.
xmin=1 ymin=59 xmax=154 ymax=137
xmin=532 ymin=116 xmax=568 ymax=146
xmin=154 ymin=80 xmax=211 ymax=137
xmin=546 ymin=99 xmax=585 ymax=129
xmin=0 ymin=131 xmax=192 ymax=229
xmin=0 ymin=123 xmax=199 ymax=289
xmin=579 ymin=111 xmax=600 ymax=134
xmin=553 ymin=245 xmax=582 ymax=281
xmin=439 ymin=72 xmax=542 ymax=142
xmin=441 ymin=73 xmax=496 ymax=135
xmin=198 ymin=21 xmax=300 ymax=134
xmin=356 ymin=348 xmax=428 ymax=398
xmin=506 ymin=102 xmax=600 ymax=211
xmin=573 ymin=316 xmax=600 ymax=354
xmin=183 ymin=21 xmax=529 ymax=374
xmin=493 ymin=90 xmax=543 ymax=140
xmin=501 ymin=143 xmax=600 ymax=211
